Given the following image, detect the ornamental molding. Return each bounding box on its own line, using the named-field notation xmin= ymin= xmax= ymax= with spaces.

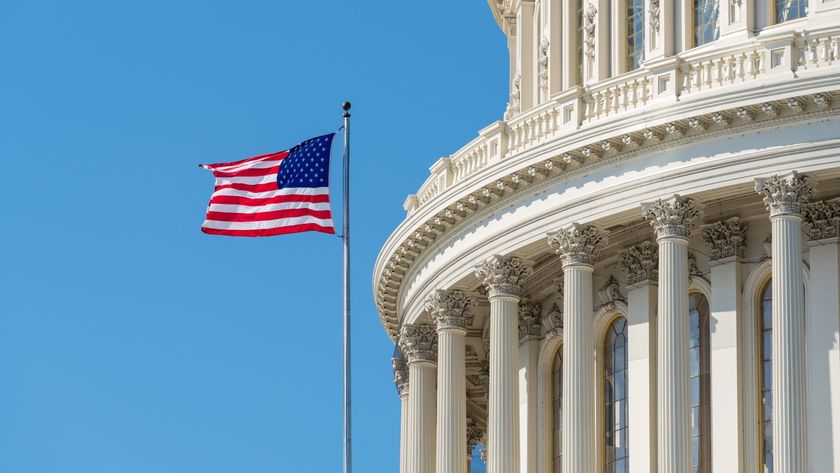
xmin=426 ymin=289 xmax=476 ymax=331
xmin=392 ymin=357 xmax=409 ymax=397
xmin=755 ymin=171 xmax=816 ymax=217
xmin=475 ymin=255 xmax=534 ymax=298
xmin=702 ymin=217 xmax=747 ymax=260
xmin=641 ymin=194 xmax=704 ymax=239
xmin=618 ymin=241 xmax=658 ymax=285
xmin=518 ymin=299 xmax=542 ymax=340
xmin=804 ymin=200 xmax=840 ymax=240
xmin=399 ymin=323 xmax=438 ymax=364
xmin=547 ymin=223 xmax=608 ymax=267
xmin=374 ymin=94 xmax=840 ymax=340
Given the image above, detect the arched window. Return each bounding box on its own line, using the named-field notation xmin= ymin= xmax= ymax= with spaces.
xmin=689 ymin=293 xmax=711 ymax=473
xmin=693 ymin=0 xmax=719 ymax=46
xmin=577 ymin=0 xmax=584 ymax=85
xmin=759 ymin=280 xmax=773 ymax=472
xmin=626 ymin=0 xmax=645 ymax=70
xmin=775 ymin=0 xmax=807 ymax=23
xmin=605 ymin=317 xmax=629 ymax=473
xmin=552 ymin=347 xmax=563 ymax=472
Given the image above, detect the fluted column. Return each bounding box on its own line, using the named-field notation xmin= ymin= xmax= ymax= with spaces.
xmin=427 ymin=290 xmax=476 ymax=473
xmin=399 ymin=324 xmax=438 ymax=473
xmin=642 ymin=195 xmax=703 ymax=473
xmin=475 ymin=255 xmax=534 ymax=473
xmin=518 ymin=300 xmax=542 ymax=473
xmin=393 ymin=357 xmax=410 ymax=473
xmin=756 ymin=172 xmax=815 ymax=473
xmin=548 ymin=223 xmax=608 ymax=473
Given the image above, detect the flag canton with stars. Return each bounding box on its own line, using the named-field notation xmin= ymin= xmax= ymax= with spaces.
xmin=276 ymin=133 xmax=335 ymax=189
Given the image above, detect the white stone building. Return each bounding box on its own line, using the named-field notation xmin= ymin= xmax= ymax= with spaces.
xmin=374 ymin=1 xmax=840 ymax=472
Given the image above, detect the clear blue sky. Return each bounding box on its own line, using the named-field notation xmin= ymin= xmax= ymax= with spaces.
xmin=0 ymin=1 xmax=506 ymax=472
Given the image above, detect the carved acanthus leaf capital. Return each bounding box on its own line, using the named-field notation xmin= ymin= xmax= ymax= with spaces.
xmin=426 ymin=289 xmax=476 ymax=331
xmin=702 ymin=217 xmax=747 ymax=260
xmin=475 ymin=255 xmax=534 ymax=298
xmin=618 ymin=241 xmax=658 ymax=284
xmin=392 ymin=357 xmax=409 ymax=397
xmin=398 ymin=323 xmax=438 ymax=364
xmin=755 ymin=171 xmax=815 ymax=217
xmin=641 ymin=195 xmax=704 ymax=239
xmin=518 ymin=300 xmax=542 ymax=339
xmin=547 ymin=223 xmax=608 ymax=267
xmin=804 ymin=200 xmax=840 ymax=240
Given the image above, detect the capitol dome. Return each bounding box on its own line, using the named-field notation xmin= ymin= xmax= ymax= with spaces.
xmin=375 ymin=1 xmax=840 ymax=472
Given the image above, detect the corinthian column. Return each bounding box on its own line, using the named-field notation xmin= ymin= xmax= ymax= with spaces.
xmin=548 ymin=223 xmax=608 ymax=473
xmin=642 ymin=195 xmax=704 ymax=473
xmin=755 ymin=172 xmax=815 ymax=473
xmin=475 ymin=255 xmax=534 ymax=473
xmin=427 ymin=290 xmax=476 ymax=473
xmin=399 ymin=323 xmax=438 ymax=473
xmin=393 ymin=357 xmax=410 ymax=473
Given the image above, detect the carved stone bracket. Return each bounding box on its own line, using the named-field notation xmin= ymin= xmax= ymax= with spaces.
xmin=618 ymin=241 xmax=658 ymax=285
xmin=804 ymin=200 xmax=840 ymax=240
xmin=598 ymin=275 xmax=625 ymax=307
xmin=755 ymin=171 xmax=816 ymax=217
xmin=547 ymin=223 xmax=608 ymax=267
xmin=641 ymin=194 xmax=704 ymax=239
xmin=392 ymin=357 xmax=409 ymax=397
xmin=475 ymin=255 xmax=534 ymax=298
xmin=518 ymin=300 xmax=542 ymax=340
xmin=426 ymin=289 xmax=476 ymax=331
xmin=702 ymin=217 xmax=747 ymax=260
xmin=399 ymin=323 xmax=438 ymax=364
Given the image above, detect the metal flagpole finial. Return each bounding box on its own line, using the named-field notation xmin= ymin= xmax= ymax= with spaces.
xmin=342 ymin=101 xmax=352 ymax=117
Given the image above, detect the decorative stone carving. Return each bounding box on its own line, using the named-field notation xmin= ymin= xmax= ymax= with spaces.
xmin=804 ymin=200 xmax=840 ymax=240
xmin=598 ymin=275 xmax=625 ymax=306
xmin=702 ymin=217 xmax=747 ymax=260
xmin=538 ymin=36 xmax=550 ymax=97
xmin=546 ymin=302 xmax=563 ymax=329
xmin=392 ymin=357 xmax=409 ymax=397
xmin=787 ymin=97 xmax=804 ymax=113
xmin=762 ymin=102 xmax=780 ymax=117
xmin=688 ymin=253 xmax=704 ymax=279
xmin=618 ymin=241 xmax=658 ymax=284
xmin=755 ymin=171 xmax=816 ymax=217
xmin=813 ymin=93 xmax=831 ymax=109
xmin=505 ymin=72 xmax=522 ymax=120
xmin=649 ymin=0 xmax=661 ymax=37
xmin=641 ymin=194 xmax=704 ymax=239
xmin=547 ymin=223 xmax=608 ymax=266
xmin=478 ymin=359 xmax=490 ymax=399
xmin=475 ymin=255 xmax=534 ymax=297
xmin=466 ymin=417 xmax=484 ymax=456
xmin=583 ymin=3 xmax=597 ymax=72
xmin=426 ymin=289 xmax=476 ymax=331
xmin=518 ymin=300 xmax=542 ymax=339
xmin=399 ymin=323 xmax=438 ymax=364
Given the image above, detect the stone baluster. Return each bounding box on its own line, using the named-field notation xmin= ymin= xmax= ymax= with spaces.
xmin=548 ymin=223 xmax=608 ymax=473
xmin=642 ymin=195 xmax=704 ymax=473
xmin=399 ymin=323 xmax=439 ymax=473
xmin=475 ymin=255 xmax=534 ymax=473
xmin=755 ymin=172 xmax=815 ymax=473
xmin=427 ymin=290 xmax=476 ymax=473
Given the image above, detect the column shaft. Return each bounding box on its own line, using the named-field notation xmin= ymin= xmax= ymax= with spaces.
xmin=627 ymin=282 xmax=658 ymax=473
xmin=437 ymin=329 xmax=467 ymax=473
xmin=400 ymin=393 xmax=409 ymax=473
xmin=519 ymin=337 xmax=540 ymax=473
xmin=488 ymin=294 xmax=522 ymax=473
xmin=407 ymin=362 xmax=437 ymax=473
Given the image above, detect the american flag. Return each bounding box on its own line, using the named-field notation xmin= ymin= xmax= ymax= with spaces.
xmin=200 ymin=133 xmax=336 ymax=237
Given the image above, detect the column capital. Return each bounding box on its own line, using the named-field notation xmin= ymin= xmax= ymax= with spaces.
xmin=618 ymin=241 xmax=658 ymax=285
xmin=518 ymin=299 xmax=542 ymax=340
xmin=755 ymin=171 xmax=815 ymax=217
xmin=399 ymin=323 xmax=438 ymax=365
xmin=392 ymin=357 xmax=409 ymax=398
xmin=804 ymin=200 xmax=840 ymax=241
xmin=425 ymin=289 xmax=476 ymax=332
xmin=475 ymin=255 xmax=534 ymax=298
xmin=547 ymin=223 xmax=608 ymax=267
xmin=641 ymin=194 xmax=704 ymax=240
xmin=702 ymin=217 xmax=747 ymax=261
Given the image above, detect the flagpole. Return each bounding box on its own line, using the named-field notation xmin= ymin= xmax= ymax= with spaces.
xmin=341 ymin=101 xmax=352 ymax=473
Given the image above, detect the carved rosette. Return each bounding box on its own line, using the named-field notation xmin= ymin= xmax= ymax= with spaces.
xmin=755 ymin=171 xmax=816 ymax=217
xmin=475 ymin=255 xmax=534 ymax=298
xmin=702 ymin=217 xmax=747 ymax=260
xmin=547 ymin=223 xmax=608 ymax=267
xmin=518 ymin=300 xmax=542 ymax=340
xmin=426 ymin=289 xmax=476 ymax=332
xmin=392 ymin=357 xmax=409 ymax=397
xmin=641 ymin=195 xmax=704 ymax=240
xmin=619 ymin=241 xmax=658 ymax=284
xmin=466 ymin=417 xmax=484 ymax=456
xmin=398 ymin=323 xmax=438 ymax=364
xmin=804 ymin=200 xmax=840 ymax=240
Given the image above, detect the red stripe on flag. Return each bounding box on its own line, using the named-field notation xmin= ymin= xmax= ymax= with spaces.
xmin=209 ymin=193 xmax=330 ymax=206
xmin=214 ymin=182 xmax=279 ymax=193
xmin=205 ymin=208 xmax=333 ymax=222
xmin=213 ymin=165 xmax=281 ymax=178
xmin=203 ymin=151 xmax=288 ymax=170
xmin=201 ymin=224 xmax=335 ymax=237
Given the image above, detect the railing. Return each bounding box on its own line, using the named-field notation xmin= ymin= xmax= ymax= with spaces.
xmin=403 ymin=28 xmax=840 ymax=217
